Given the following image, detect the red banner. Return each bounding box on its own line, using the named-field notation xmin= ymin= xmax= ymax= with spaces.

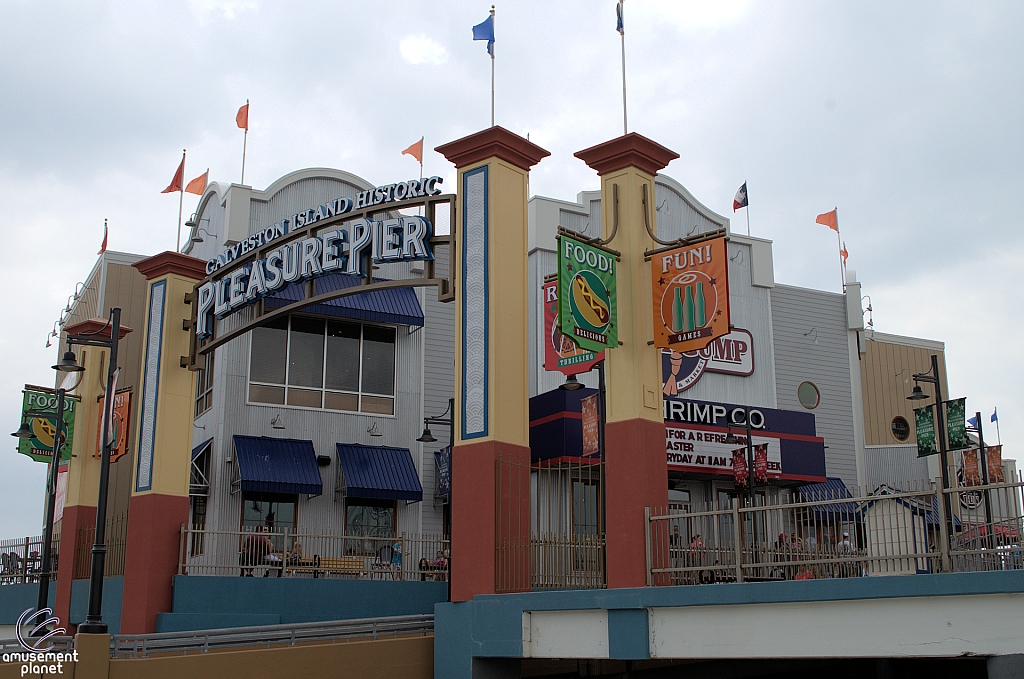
xmin=581 ymin=394 xmax=600 ymax=457
xmin=96 ymin=389 xmax=131 ymax=463
xmin=987 ymin=445 xmax=1004 ymax=483
xmin=543 ymin=280 xmax=603 ymax=375
xmin=732 ymin=448 xmax=748 ymax=491
xmin=753 ymin=443 xmax=769 ymax=485
xmin=963 ymin=449 xmax=982 ymax=487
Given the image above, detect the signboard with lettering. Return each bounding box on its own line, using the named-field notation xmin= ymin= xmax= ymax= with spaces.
xmin=945 ymin=397 xmax=969 ymax=451
xmin=557 ymin=235 xmax=617 ymax=352
xmin=915 ymin=405 xmax=937 ymax=457
xmin=434 ymin=447 xmax=451 ymax=497
xmin=16 ymin=386 xmax=78 ymax=463
xmin=663 ymin=396 xmax=826 ymax=483
xmin=651 ymin=237 xmax=730 ymax=351
xmin=987 ymin=445 xmax=1005 ymax=483
xmin=661 ymin=329 xmax=754 ymax=395
xmin=542 ymin=280 xmax=603 ymax=375
xmin=95 ymin=390 xmax=131 ymax=463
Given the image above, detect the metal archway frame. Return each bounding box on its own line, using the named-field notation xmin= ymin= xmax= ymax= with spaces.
xmin=184 ymin=193 xmax=456 ymax=370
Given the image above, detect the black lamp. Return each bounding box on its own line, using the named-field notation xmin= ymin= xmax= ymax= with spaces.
xmin=907 ymin=384 xmax=929 ymax=401
xmin=723 ymin=429 xmax=738 ymax=445
xmin=52 ymin=351 xmax=84 ymax=373
xmin=417 ymin=425 xmax=437 ymax=443
xmin=12 ymin=421 xmax=34 ymax=439
xmin=560 ymin=374 xmax=584 ymax=390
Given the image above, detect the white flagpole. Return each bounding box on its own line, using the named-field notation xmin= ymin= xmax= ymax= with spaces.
xmin=490 ymin=6 xmax=495 ymax=127
xmin=745 ymin=182 xmax=751 ymax=236
xmin=620 ymin=1 xmax=628 ymax=135
xmin=177 ymin=149 xmax=185 ymax=253
xmin=240 ymin=98 xmax=249 ymax=185
xmin=835 ymin=207 xmax=844 ymax=292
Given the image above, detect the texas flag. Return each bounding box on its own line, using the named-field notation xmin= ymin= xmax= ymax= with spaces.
xmin=733 ymin=182 xmax=748 ymax=211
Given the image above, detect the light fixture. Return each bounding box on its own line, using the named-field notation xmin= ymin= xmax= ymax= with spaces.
xmin=367 ymin=422 xmax=383 ymax=437
xmin=895 ymin=369 xmax=909 ymax=384
xmin=52 ymin=351 xmax=84 ymax=373
xmin=12 ymin=421 xmax=34 ymax=439
xmin=416 ymin=425 xmax=437 ymax=443
xmin=189 ymin=227 xmax=213 ymax=244
xmin=560 ymin=374 xmax=584 ymax=391
xmin=803 ymin=328 xmax=818 ymax=345
xmin=271 ymin=414 xmax=285 ymax=430
xmin=184 ymin=213 xmax=198 ymax=229
xmin=907 ymin=384 xmax=929 ymax=401
xmin=723 ymin=429 xmax=738 ymax=445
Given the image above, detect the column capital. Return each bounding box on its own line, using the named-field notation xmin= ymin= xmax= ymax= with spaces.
xmin=133 ymin=252 xmax=207 ymax=281
xmin=574 ymin=132 xmax=679 ymax=176
xmin=63 ymin=318 xmax=134 ymax=339
xmin=435 ymin=126 xmax=550 ymax=171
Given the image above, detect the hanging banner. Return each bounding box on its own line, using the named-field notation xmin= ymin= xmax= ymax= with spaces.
xmin=732 ymin=449 xmax=749 ymax=491
xmin=651 ymin=237 xmax=731 ymax=351
xmin=945 ymin=397 xmax=969 ymax=451
xmin=95 ymin=389 xmax=132 ymax=463
xmin=987 ymin=445 xmax=1005 ymax=483
xmin=581 ymin=393 xmax=600 ymax=457
xmin=557 ymin=235 xmax=617 ymax=352
xmin=915 ymin=404 xmax=937 ymax=457
xmin=16 ymin=386 xmax=78 ymax=463
xmin=542 ymin=280 xmax=603 ymax=375
xmin=434 ymin=447 xmax=451 ymax=497
xmin=753 ymin=443 xmax=769 ymax=485
xmin=54 ymin=464 xmax=68 ymax=522
xmin=962 ymin=448 xmax=982 ymax=487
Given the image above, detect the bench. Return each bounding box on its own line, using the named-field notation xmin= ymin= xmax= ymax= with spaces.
xmin=290 ymin=555 xmax=366 ymax=578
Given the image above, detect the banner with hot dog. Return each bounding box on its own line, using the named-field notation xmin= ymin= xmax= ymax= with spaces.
xmin=557 ymin=235 xmax=618 ymax=353
xmin=651 ymin=237 xmax=731 ymax=352
xmin=16 ymin=385 xmax=79 ymax=463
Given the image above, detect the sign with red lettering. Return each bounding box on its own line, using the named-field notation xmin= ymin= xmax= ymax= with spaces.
xmin=662 ymin=329 xmax=754 ymax=395
xmin=543 ymin=280 xmax=604 ymax=375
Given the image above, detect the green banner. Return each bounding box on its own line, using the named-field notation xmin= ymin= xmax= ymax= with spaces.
xmin=915 ymin=404 xmax=937 ymax=458
xmin=16 ymin=386 xmax=77 ymax=463
xmin=557 ymin=235 xmax=617 ymax=352
xmin=945 ymin=397 xmax=968 ymax=451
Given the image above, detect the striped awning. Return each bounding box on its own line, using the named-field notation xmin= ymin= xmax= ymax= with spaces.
xmin=263 ymin=273 xmax=424 ymax=327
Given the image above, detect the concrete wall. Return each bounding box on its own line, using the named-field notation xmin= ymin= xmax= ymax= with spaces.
xmin=69 ymin=577 xmax=123 ymax=633
xmin=0 ymin=584 xmax=55 ymax=624
xmin=156 ymin=576 xmax=447 ymax=632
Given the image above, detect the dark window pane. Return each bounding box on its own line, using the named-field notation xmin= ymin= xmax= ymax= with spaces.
xmin=250 ymin=317 xmax=288 ymax=384
xmin=325 ymin=321 xmax=361 ymax=391
xmin=325 ymin=391 xmax=359 ymax=412
xmin=288 ymin=317 xmax=325 ymax=388
xmin=287 ymin=388 xmax=322 ymax=408
xmin=361 ymin=326 xmax=396 ymax=395
xmin=249 ymin=384 xmax=285 ymax=405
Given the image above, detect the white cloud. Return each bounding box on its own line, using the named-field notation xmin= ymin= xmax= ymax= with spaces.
xmin=399 ymin=34 xmax=449 ymax=65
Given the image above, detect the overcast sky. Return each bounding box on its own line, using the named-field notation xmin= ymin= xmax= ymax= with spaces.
xmin=1 ymin=1 xmax=1021 ymax=535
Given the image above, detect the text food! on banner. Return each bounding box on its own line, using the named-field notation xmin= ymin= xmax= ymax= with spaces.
xmin=557 ymin=235 xmax=617 ymax=353
xmin=16 ymin=386 xmax=78 ymax=463
xmin=652 ymin=237 xmax=730 ymax=351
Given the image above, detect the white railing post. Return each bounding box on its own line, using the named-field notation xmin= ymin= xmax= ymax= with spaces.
xmin=732 ymin=499 xmax=744 ymax=583
xmin=178 ymin=523 xmax=186 ymax=575
xmin=935 ymin=481 xmax=951 ymax=572
xmin=644 ymin=507 xmax=652 ymax=587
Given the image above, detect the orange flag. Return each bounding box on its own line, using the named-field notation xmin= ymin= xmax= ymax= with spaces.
xmin=236 ymin=101 xmax=249 ymax=131
xmin=185 ymin=170 xmax=208 ymax=196
xmin=402 ymin=137 xmax=424 ymax=164
xmin=815 ymin=208 xmax=838 ymax=232
xmin=840 ymin=242 xmax=849 ymax=264
xmin=98 ymin=219 xmax=108 ymax=255
xmin=161 ymin=154 xmax=185 ymax=194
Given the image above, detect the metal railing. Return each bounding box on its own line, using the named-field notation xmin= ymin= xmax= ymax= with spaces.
xmin=0 ymin=535 xmax=59 ymax=585
xmin=110 ymin=614 xmax=433 ymax=658
xmin=179 ymin=527 xmax=449 ymax=581
xmin=647 ymin=475 xmax=1024 ymax=585
xmin=75 ymin=512 xmax=128 ymax=579
xmin=0 ymin=637 xmax=74 ymax=653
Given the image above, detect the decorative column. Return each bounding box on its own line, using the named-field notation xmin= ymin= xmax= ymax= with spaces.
xmin=54 ymin=320 xmax=132 ymax=629
xmin=436 ymin=128 xmax=549 ymax=601
xmin=119 ymin=252 xmax=206 ymax=633
xmin=575 ymin=134 xmax=679 ymax=589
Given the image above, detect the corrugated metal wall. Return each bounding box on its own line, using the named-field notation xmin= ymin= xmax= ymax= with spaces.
xmin=863 ymin=445 xmax=930 ymax=491
xmin=770 ymin=284 xmax=858 ymax=488
xmin=860 ymin=335 xmax=947 ymax=446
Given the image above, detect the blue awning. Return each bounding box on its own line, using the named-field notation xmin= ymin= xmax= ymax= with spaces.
xmin=233 ymin=435 xmax=323 ymax=496
xmin=192 ymin=437 xmax=214 ymax=460
xmin=798 ymin=477 xmax=858 ymax=521
xmin=335 ymin=443 xmax=423 ymax=502
xmin=264 ymin=273 xmax=424 ymax=327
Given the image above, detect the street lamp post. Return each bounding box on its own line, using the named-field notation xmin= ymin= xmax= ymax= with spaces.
xmin=63 ymin=308 xmax=122 ymax=635
xmin=907 ymin=353 xmax=956 ymax=559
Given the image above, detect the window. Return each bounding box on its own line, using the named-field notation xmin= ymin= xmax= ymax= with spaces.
xmin=189 ymin=444 xmax=211 ymax=556
xmin=248 ymin=315 xmax=397 ymax=415
xmin=189 ymin=497 xmax=207 ymax=556
xmin=195 ymin=351 xmax=214 ymax=417
xmin=345 ymin=498 xmax=396 ymax=555
xmin=797 ymin=381 xmax=820 ymax=409
xmin=891 ymin=416 xmax=911 ymax=442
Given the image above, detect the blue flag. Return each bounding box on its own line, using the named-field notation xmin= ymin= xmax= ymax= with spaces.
xmin=991 ymin=408 xmax=998 ymax=423
xmin=616 ymin=2 xmax=624 ymax=35
xmin=967 ymin=415 xmax=978 ymax=429
xmin=473 ymin=15 xmax=494 ymax=56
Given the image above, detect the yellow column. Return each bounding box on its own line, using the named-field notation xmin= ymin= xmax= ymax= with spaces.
xmin=436 ymin=128 xmax=549 ymax=600
xmin=575 ymin=133 xmax=679 ymax=588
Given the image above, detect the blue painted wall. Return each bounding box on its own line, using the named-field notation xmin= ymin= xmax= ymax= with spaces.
xmin=0 ymin=584 xmax=55 ymax=624
xmin=157 ymin=576 xmax=448 ymax=632
xmin=69 ymin=577 xmax=122 ymax=634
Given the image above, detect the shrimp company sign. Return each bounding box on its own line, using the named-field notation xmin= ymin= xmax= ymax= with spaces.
xmin=195 ymin=177 xmax=443 ymax=339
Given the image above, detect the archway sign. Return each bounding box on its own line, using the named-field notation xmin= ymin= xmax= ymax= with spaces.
xmin=184 ymin=184 xmax=456 ymax=369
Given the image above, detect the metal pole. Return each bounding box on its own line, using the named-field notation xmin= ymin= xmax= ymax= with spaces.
xmin=490 ymin=7 xmax=495 ymax=127
xmin=931 ymin=354 xmax=956 ymax=556
xmin=35 ymin=389 xmax=65 ymax=616
xmin=976 ymin=411 xmax=994 ymax=552
xmin=597 ymin=360 xmax=607 ymax=584
xmin=620 ymin=2 xmax=628 ymax=135
xmin=78 ymin=307 xmax=120 ymax=634
xmin=240 ymin=99 xmax=249 ymax=185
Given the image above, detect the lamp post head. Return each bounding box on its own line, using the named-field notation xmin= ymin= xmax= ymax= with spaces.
xmin=724 ymin=429 xmax=738 ymax=445
xmin=907 ymin=384 xmax=929 ymax=401
xmin=53 ymin=351 xmax=84 ymax=373
xmin=12 ymin=421 xmax=34 ymax=439
xmin=560 ymin=374 xmax=584 ymax=391
xmin=416 ymin=425 xmax=437 ymax=443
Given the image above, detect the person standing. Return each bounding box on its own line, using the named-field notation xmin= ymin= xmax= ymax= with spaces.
xmin=391 ymin=538 xmax=403 ymax=580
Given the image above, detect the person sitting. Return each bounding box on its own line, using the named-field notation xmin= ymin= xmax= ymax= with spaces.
xmin=419 ymin=557 xmax=431 ymax=581
xmin=240 ymin=528 xmax=272 ymax=577
xmin=433 ymin=550 xmax=448 ymax=582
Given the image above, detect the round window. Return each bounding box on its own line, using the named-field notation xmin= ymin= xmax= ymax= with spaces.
xmin=797 ymin=382 xmax=820 ymax=409
xmin=891 ymin=416 xmax=911 ymax=442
